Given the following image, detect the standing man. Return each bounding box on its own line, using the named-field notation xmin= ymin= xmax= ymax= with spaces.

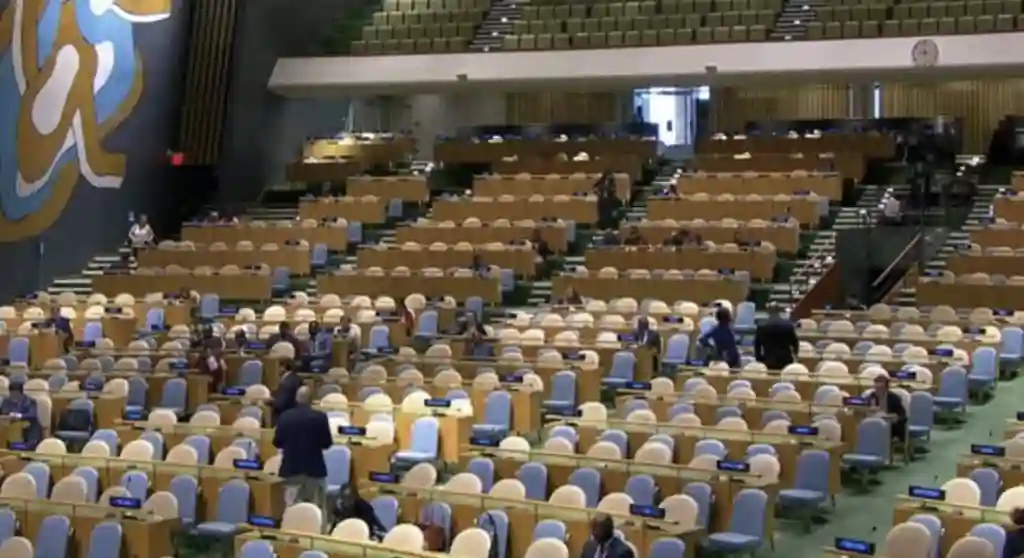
xmin=271 ymin=362 xmax=303 ymax=425
xmin=581 ymin=514 xmax=635 ymax=558
xmin=273 ymin=386 xmax=334 ymax=532
xmin=753 ymin=305 xmax=799 ymax=371
xmin=633 ymin=317 xmax=662 ymax=373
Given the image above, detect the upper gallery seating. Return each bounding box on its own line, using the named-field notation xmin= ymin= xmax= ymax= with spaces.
xmin=503 ymin=0 xmax=781 ymax=50
xmin=807 ymin=0 xmax=1024 ymax=38
xmin=351 ymin=0 xmax=489 ymax=54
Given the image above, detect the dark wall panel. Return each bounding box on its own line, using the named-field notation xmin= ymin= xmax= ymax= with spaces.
xmin=0 ymin=0 xmax=191 ymax=300
xmin=216 ymin=0 xmax=353 ymax=204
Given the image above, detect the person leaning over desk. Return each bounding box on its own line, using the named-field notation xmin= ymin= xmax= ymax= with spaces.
xmin=867 ymin=374 xmax=907 ymax=442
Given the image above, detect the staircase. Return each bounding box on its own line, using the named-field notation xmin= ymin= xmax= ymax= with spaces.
xmin=769 ymin=0 xmax=826 ymax=39
xmin=767 ymin=185 xmax=889 ymax=309
xmin=891 ymin=183 xmax=1002 ymax=306
xmin=468 ymin=0 xmax=523 ymax=51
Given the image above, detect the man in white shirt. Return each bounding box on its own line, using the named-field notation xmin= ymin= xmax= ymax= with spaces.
xmin=128 ymin=215 xmax=154 ymax=256
xmin=882 ymin=196 xmax=902 ymax=224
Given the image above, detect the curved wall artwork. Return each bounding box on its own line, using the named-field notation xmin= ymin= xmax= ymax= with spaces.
xmin=0 ymin=0 xmax=172 ymax=241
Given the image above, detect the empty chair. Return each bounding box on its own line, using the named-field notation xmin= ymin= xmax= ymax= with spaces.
xmin=33 ymin=515 xmax=71 ymax=558
xmin=324 ymin=446 xmax=352 ymax=498
xmin=239 ymin=540 xmax=275 ymax=558
xmin=840 ymin=417 xmax=890 ymax=481
xmin=532 ymin=519 xmax=567 ymax=542
xmin=705 ymin=488 xmax=769 ymax=554
xmin=648 ymin=538 xmax=686 ymax=558
xmin=777 ymin=450 xmax=831 ymax=528
xmin=0 ymin=509 xmax=15 ymax=542
xmin=467 ymin=458 xmax=495 ymax=493
xmin=195 ymin=479 xmax=250 ymax=536
xmin=157 ymin=378 xmax=188 ymax=416
xmin=472 ymin=391 xmax=512 ymax=440
xmin=969 ymin=468 xmax=1002 ymax=507
xmin=391 ymin=416 xmax=439 ymax=467
xmin=86 ymin=522 xmax=123 ymax=558
xmin=516 ymin=462 xmax=548 ymax=501
xmin=544 ymin=371 xmax=576 ymax=415
xmin=568 ymin=468 xmax=601 ymax=508
xmin=371 ymin=496 xmax=399 ymax=532
xmin=120 ymin=470 xmax=149 ymax=500
xmin=970 ymin=523 xmax=1006 ymax=558
xmin=624 ymin=474 xmax=658 ymax=507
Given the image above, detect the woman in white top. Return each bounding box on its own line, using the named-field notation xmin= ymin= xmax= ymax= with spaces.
xmin=128 ymin=215 xmax=154 ymax=257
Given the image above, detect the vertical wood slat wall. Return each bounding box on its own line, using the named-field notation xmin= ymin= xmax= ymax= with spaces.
xmin=881 ymin=80 xmax=1024 ymax=153
xmin=178 ymin=0 xmax=239 ymax=165
xmin=505 ymin=92 xmax=620 ymax=124
xmin=709 ymin=85 xmax=851 ymax=132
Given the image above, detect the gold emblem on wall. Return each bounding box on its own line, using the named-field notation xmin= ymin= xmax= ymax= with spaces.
xmin=0 ymin=0 xmax=172 ymax=242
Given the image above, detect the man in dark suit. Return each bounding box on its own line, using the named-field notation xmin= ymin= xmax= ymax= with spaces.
xmin=581 ymin=515 xmax=635 ymax=558
xmin=868 ymin=375 xmax=907 ymax=442
xmin=273 ymin=386 xmax=333 ymax=532
xmin=753 ymin=305 xmax=799 ymax=370
xmin=271 ymin=362 xmax=303 ymax=425
xmin=633 ymin=317 xmax=662 ymax=374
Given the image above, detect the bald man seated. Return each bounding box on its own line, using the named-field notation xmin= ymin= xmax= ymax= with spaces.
xmin=274 ymin=386 xmax=334 ymax=532
xmin=581 ymin=514 xmax=635 ymax=558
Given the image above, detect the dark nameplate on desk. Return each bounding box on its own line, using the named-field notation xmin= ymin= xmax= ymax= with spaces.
xmin=624 ymin=381 xmax=651 ymax=391
xmin=338 ymin=425 xmax=366 ymax=436
xmin=970 ymin=444 xmax=1006 ymax=457
xmin=247 ymin=341 xmax=266 ymax=351
xmin=689 ymin=359 xmax=705 ymax=366
xmin=424 ymin=398 xmax=451 ymax=408
xmin=123 ymin=408 xmax=144 ymax=420
xmin=618 ymin=333 xmax=636 ymax=343
xmin=469 ymin=436 xmax=500 ymax=447
xmin=170 ymin=360 xmax=188 ymax=371
xmin=908 ymin=485 xmax=945 ymax=500
xmin=662 ymin=316 xmax=684 ymax=323
xmin=716 ymin=460 xmax=750 ymax=473
xmin=8 ymin=442 xmax=30 ymax=451
xmin=629 ymin=504 xmax=666 ymax=519
xmin=222 ymin=387 xmax=245 ymax=396
xmin=996 ymin=309 xmax=1012 ymax=317
xmin=248 ymin=515 xmax=278 ymax=528
xmin=233 ymin=459 xmax=262 ymax=471
xmin=787 ymin=425 xmax=818 ymax=436
xmin=834 ymin=538 xmax=875 ymax=555
xmin=504 ymin=374 xmax=524 ymax=384
xmin=933 ymin=347 xmax=954 ymax=358
xmin=890 ymin=370 xmax=916 ymax=380
xmin=369 ymin=471 xmax=398 ymax=484
xmin=843 ymin=396 xmax=869 ymax=407
xmin=110 ymin=497 xmax=142 ymax=510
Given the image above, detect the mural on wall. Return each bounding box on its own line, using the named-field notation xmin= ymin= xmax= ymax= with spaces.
xmin=0 ymin=0 xmax=172 ymax=242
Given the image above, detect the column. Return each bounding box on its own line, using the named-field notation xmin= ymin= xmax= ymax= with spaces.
xmin=848 ymin=83 xmax=875 ymax=119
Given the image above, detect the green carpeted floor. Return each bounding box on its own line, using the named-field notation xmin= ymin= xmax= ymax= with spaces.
xmin=773 ymin=378 xmax=1020 ymax=557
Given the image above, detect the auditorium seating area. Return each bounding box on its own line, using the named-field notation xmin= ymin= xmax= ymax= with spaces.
xmin=7 ymin=123 xmax=1024 ymax=558
xmin=351 ymin=0 xmax=487 ymax=53
xmin=807 ymin=0 xmax=1024 ymax=38
xmin=502 ymin=0 xmax=780 ymax=49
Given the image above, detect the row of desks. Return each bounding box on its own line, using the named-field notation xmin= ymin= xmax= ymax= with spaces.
xmin=916 ymin=280 xmax=1024 ymax=309
xmin=91 ymin=273 xmax=273 ymax=300
xmin=137 ymin=247 xmax=312 ymax=275
xmin=648 ymin=196 xmax=821 ymax=225
xmin=472 ymin=173 xmax=632 ymax=200
xmin=584 ymin=247 xmax=777 ymax=281
xmin=356 ymin=246 xmax=538 ymax=276
xmin=297 ymin=198 xmax=388 ymax=224
xmin=182 ymin=224 xmax=351 ymax=250
xmin=674 ymin=172 xmax=843 ymax=199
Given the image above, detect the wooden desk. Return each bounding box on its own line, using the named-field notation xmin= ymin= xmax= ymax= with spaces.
xmin=51 ymin=394 xmax=125 ymax=430
xmin=92 ymin=273 xmax=273 ymax=300
xmin=455 ymin=450 xmax=752 ymax=554
xmin=348 ymin=176 xmax=430 ymax=202
xmin=625 ymin=221 xmax=801 ymax=254
xmin=395 ymin=223 xmax=570 ymax=253
xmin=675 ymin=172 xmax=843 ymax=200
xmin=0 ymin=332 xmax=61 ymax=367
xmin=298 ymin=197 xmax=388 ymax=224
xmin=891 ymin=497 xmax=1009 ymax=557
xmin=432 ymin=197 xmax=598 ymax=224
xmin=916 ymin=280 xmax=1024 ymax=310
xmin=552 ymin=275 xmax=749 ymax=305
xmin=473 ymin=173 xmax=632 ymax=201
xmin=357 ymin=246 xmax=537 ymax=277
xmin=365 ymin=480 xmax=703 ymax=558
xmin=138 ymin=247 xmax=312 ymax=275
xmin=0 ymin=498 xmax=177 ymax=558
xmin=317 ymin=273 xmax=502 ymax=303
xmin=182 ymin=224 xmax=350 ymax=251
xmin=648 ymin=195 xmax=820 ymax=225
xmin=584 ymin=247 xmax=777 ymax=281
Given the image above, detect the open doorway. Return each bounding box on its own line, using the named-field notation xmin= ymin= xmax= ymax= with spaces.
xmin=633 ymin=87 xmax=708 ymax=158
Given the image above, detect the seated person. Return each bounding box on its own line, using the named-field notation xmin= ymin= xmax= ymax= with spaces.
xmin=470 ymin=254 xmax=488 ymax=278
xmin=335 ymin=316 xmax=360 ymax=355
xmin=455 ymin=312 xmax=489 ymax=358
xmin=302 ymin=322 xmax=334 ymax=372
xmin=600 ymin=230 xmax=621 ymax=246
xmin=0 ymin=383 xmax=41 ymax=448
xmin=334 ymin=483 xmax=387 ymax=540
xmin=43 ymin=306 xmax=74 ymax=353
xmin=268 ymin=321 xmax=303 ymax=359
xmin=622 ymin=226 xmax=644 ymax=247
xmin=558 ymin=287 xmax=583 ymax=306
xmin=531 ymin=230 xmax=554 ymax=260
xmin=867 ymin=375 xmax=907 ymax=441
xmin=662 ymin=229 xmax=688 ymax=247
